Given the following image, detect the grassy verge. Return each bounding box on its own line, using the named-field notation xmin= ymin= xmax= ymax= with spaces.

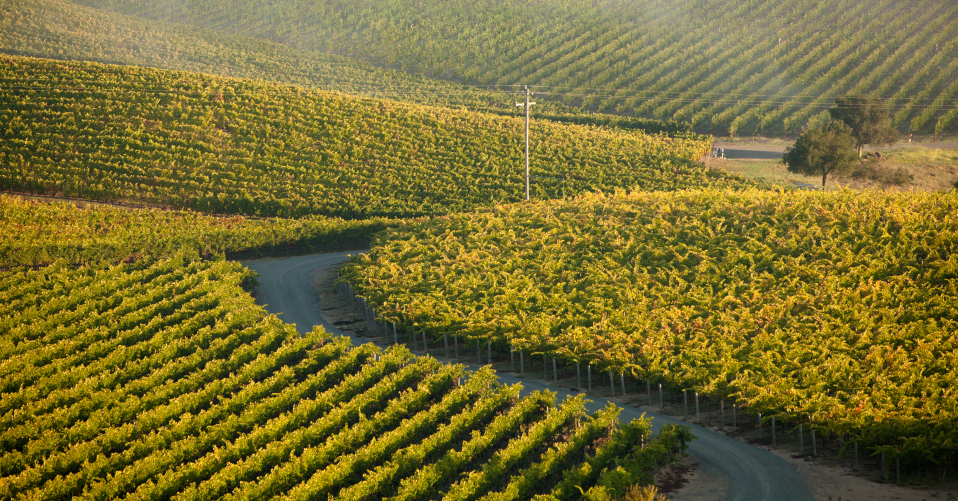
xmin=710 ymin=146 xmax=958 ymax=191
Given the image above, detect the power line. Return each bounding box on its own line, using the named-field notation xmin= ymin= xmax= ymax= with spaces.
xmin=0 ymin=83 xmax=954 ymax=114
xmin=2 ymin=78 xmax=957 ymax=105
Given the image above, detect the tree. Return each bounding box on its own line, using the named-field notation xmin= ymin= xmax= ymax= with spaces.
xmin=783 ymin=120 xmax=859 ymax=187
xmin=828 ymin=95 xmax=899 ymax=156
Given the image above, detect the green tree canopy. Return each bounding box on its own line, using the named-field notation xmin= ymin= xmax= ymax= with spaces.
xmin=783 ymin=120 xmax=859 ymax=187
xmin=828 ymin=95 xmax=900 ymax=156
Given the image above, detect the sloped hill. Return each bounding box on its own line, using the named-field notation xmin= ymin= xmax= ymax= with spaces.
xmin=342 ymin=187 xmax=958 ymax=470
xmin=0 ymin=251 xmax=692 ymax=500
xmin=0 ymin=194 xmax=402 ymax=267
xmin=0 ymin=55 xmax=749 ymax=218
xmin=0 ymin=0 xmax=687 ymax=135
xmin=76 ymin=0 xmax=958 ymax=136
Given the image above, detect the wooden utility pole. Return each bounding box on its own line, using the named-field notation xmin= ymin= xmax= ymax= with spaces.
xmin=516 ymin=86 xmax=536 ymax=200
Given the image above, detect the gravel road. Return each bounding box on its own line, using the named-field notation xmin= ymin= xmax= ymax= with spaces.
xmin=713 ymin=141 xmax=958 ymax=160
xmin=244 ymin=252 xmax=815 ymax=501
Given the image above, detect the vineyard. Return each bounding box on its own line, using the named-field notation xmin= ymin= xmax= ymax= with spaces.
xmin=0 ymin=253 xmax=692 ymax=499
xmin=340 ymin=188 xmax=958 ymax=469
xmin=0 ymin=54 xmax=750 ymax=219
xmin=0 ymin=0 xmax=689 ymax=135
xmin=3 ymin=0 xmax=957 ymax=492
xmin=74 ymin=0 xmax=958 ymax=136
xmin=0 ymin=194 xmax=404 ymax=268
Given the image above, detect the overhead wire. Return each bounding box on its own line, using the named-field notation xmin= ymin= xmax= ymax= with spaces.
xmin=1 ymin=78 xmax=955 ymax=112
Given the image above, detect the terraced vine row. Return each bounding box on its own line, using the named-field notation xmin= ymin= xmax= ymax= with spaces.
xmin=0 ymin=255 xmax=693 ymax=499
xmin=77 ymin=0 xmax=958 ymax=135
xmin=341 ymin=188 xmax=958 ymax=468
xmin=0 ymin=55 xmax=742 ymax=219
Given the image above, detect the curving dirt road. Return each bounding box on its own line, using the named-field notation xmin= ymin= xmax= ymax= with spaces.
xmin=244 ymin=252 xmax=815 ymax=501
xmin=712 ymin=141 xmax=958 ymax=160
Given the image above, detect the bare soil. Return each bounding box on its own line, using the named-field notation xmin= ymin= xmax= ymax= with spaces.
xmin=655 ymin=453 xmax=698 ymax=495
xmin=707 ymin=139 xmax=958 ymax=192
xmin=633 ymin=395 xmax=958 ymax=501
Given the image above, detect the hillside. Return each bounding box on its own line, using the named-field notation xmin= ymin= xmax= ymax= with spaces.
xmin=340 ymin=188 xmax=958 ymax=469
xmin=0 ymin=252 xmax=692 ymax=499
xmin=0 ymin=54 xmax=751 ymax=218
xmin=0 ymin=0 xmax=688 ymax=135
xmin=0 ymin=194 xmax=403 ymax=267
xmin=73 ymin=0 xmax=958 ymax=136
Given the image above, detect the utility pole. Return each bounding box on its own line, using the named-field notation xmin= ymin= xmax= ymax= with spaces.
xmin=516 ymin=85 xmax=535 ymax=200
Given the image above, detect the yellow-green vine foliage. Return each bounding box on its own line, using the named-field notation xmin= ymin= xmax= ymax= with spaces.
xmin=73 ymin=0 xmax=958 ymax=135
xmin=0 ymin=194 xmax=403 ymax=267
xmin=342 ymin=188 xmax=958 ymax=464
xmin=0 ymin=0 xmax=689 ymax=135
xmin=0 ymin=256 xmax=691 ymax=498
xmin=0 ymin=55 xmax=744 ymax=218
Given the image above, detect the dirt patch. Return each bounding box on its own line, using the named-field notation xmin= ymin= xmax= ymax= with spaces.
xmin=655 ymin=454 xmax=697 ymax=494
xmin=764 ymin=446 xmax=955 ymax=501
xmin=707 ymin=142 xmax=958 ymax=191
xmin=639 ymin=396 xmax=958 ymax=501
xmin=662 ymin=454 xmax=730 ymax=501
xmin=310 ymin=264 xmax=385 ymax=341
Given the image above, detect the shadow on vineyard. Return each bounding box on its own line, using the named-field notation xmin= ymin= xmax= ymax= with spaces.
xmin=0 ymin=194 xmax=405 ymax=268
xmin=0 ymin=54 xmax=753 ymax=219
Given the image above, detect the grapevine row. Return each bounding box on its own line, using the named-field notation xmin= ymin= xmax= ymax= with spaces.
xmin=0 ymin=194 xmax=403 ymax=268
xmin=72 ymin=0 xmax=958 ymax=134
xmin=0 ymin=252 xmax=691 ymax=497
xmin=0 ymin=55 xmax=724 ymax=220
xmin=342 ymin=188 xmax=958 ymax=468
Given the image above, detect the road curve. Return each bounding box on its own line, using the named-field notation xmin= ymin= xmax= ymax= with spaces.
xmin=244 ymin=252 xmax=814 ymax=501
